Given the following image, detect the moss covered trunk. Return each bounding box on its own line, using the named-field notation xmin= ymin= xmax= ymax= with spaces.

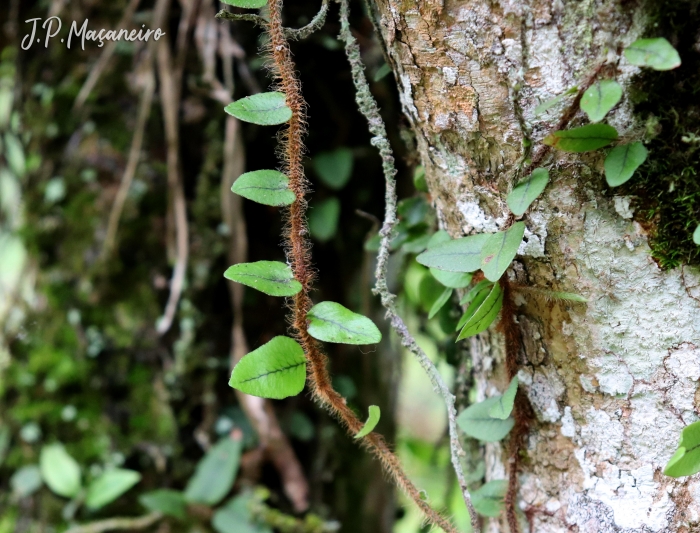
xmin=373 ymin=0 xmax=700 ymax=531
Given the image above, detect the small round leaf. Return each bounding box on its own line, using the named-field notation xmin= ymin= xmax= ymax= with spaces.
xmin=625 ymin=38 xmax=681 ymax=71
xmin=580 ymin=80 xmax=622 ymax=122
xmin=543 ymin=124 xmax=618 ymax=152
xmin=40 ymin=444 xmax=81 ymax=498
xmin=232 ymin=170 xmax=295 ymax=206
xmin=225 ymin=92 xmax=292 ymax=126
xmin=480 ymin=222 xmax=525 ymax=282
xmin=457 ymin=397 xmax=515 ymax=442
xmin=224 ymin=261 xmax=302 ymax=297
xmin=604 ymin=142 xmax=648 ymax=187
xmin=507 ymin=168 xmax=549 ymax=217
xmin=85 ymin=469 xmax=141 ymax=510
xmin=307 ymin=301 xmax=382 ymax=345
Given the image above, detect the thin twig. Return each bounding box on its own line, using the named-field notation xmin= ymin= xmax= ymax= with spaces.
xmin=336 ymin=1 xmax=480 ymax=531
xmin=73 ymin=0 xmax=142 ymax=110
xmin=63 ymin=512 xmax=162 ymax=533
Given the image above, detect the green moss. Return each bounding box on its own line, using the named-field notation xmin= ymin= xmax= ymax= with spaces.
xmin=622 ymin=0 xmax=700 ymax=269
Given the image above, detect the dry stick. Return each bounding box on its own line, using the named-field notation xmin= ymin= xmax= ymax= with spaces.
xmin=265 ymin=2 xmax=458 ymax=532
xmin=336 ymin=1 xmax=480 ymax=531
xmin=63 ymin=512 xmax=162 ymax=533
xmin=73 ymin=0 xmax=142 ymax=110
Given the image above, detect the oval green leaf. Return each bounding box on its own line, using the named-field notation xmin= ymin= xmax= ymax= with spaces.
xmin=604 ymin=142 xmax=648 ymax=187
xmin=139 ymin=490 xmax=187 ymax=520
xmin=221 ymin=0 xmax=267 ymax=7
xmin=313 ymin=148 xmax=354 ymax=190
xmin=429 ymin=268 xmax=472 ymax=289
xmin=224 ymin=261 xmax=302 ymax=297
xmin=355 ymin=406 xmax=381 ymax=439
xmin=229 ymin=336 xmax=306 ymax=399
xmin=543 ymin=124 xmax=618 ymax=152
xmin=427 ymin=230 xmax=451 ymax=248
xmin=457 ymin=397 xmax=515 ymax=442
xmin=185 ymin=436 xmax=243 ymax=505
xmin=580 ymin=80 xmax=622 ymax=122
xmin=428 ymin=287 xmax=453 ymax=319
xmin=231 ymin=170 xmax=295 ymax=206
xmin=213 ymin=494 xmax=272 ymax=533
xmin=40 ymin=444 xmax=81 ymax=498
xmin=664 ymin=421 xmax=700 ymax=477
xmin=459 ymin=280 xmax=493 ymax=307
xmin=625 ymin=38 xmax=681 ymax=71
xmin=694 ymin=225 xmax=700 ymax=245
xmin=456 ymin=282 xmax=503 ymax=340
xmin=480 ymin=222 xmax=525 ymax=282
xmin=224 ymin=92 xmax=292 ymax=126
xmin=416 ymin=233 xmax=490 ymax=273
xmin=472 ymin=480 xmax=508 ymax=517
xmin=86 ymin=469 xmax=141 ymax=510
xmin=11 ymin=465 xmax=43 ymax=499
xmin=489 ymin=376 xmax=519 ymax=420
xmin=309 ymin=197 xmax=340 ymax=243
xmin=507 ymin=168 xmax=549 ymax=217
xmin=307 ymin=301 xmax=382 ymax=345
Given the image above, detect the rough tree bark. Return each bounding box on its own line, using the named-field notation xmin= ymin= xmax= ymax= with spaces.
xmin=371 ymin=1 xmax=700 ymax=532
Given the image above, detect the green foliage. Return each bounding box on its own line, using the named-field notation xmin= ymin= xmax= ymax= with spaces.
xmin=139 ymin=490 xmax=187 ymax=519
xmin=456 ymin=282 xmax=503 ymax=340
xmin=533 ymin=86 xmax=577 ymax=116
xmin=664 ymin=421 xmax=700 ymax=477
xmin=694 ymin=225 xmax=700 ymax=245
xmin=224 ymin=93 xmax=292 ymax=125
xmin=456 ymin=397 xmax=515 ymax=442
xmin=480 ymin=222 xmax=525 ymax=282
xmin=229 ymin=336 xmax=307 ymax=399
xmin=459 ymin=280 xmax=492 ymax=306
xmin=604 ymin=142 xmax=648 ymax=187
xmin=355 ymin=405 xmax=381 ymax=439
xmin=40 ymin=444 xmax=81 ymax=498
xmin=488 ymin=376 xmax=518 ymax=420
xmin=625 ymin=38 xmax=681 ymax=71
xmin=313 ymin=148 xmax=353 ymax=190
xmin=85 ymin=469 xmax=141 ymax=510
xmin=231 ymin=170 xmax=296 ymax=206
xmin=223 ymin=261 xmax=303 ymax=297
xmin=413 ymin=165 xmax=428 ymax=192
xmin=308 ymin=197 xmax=340 ymax=242
xmin=213 ymin=494 xmax=272 ymax=533
xmin=580 ymin=80 xmax=622 ymax=122
xmin=428 ymin=287 xmax=453 ymax=319
xmin=543 ymin=124 xmax=618 ymax=152
xmin=429 ymin=268 xmax=472 ymax=289
xmin=471 ymin=480 xmax=508 ymax=517
xmin=221 ymin=0 xmax=267 ymax=8
xmin=307 ymin=301 xmax=382 ymax=345
xmin=10 ymin=465 xmax=43 ymax=499
xmin=416 ymin=234 xmax=490 ymax=272
xmin=185 ymin=437 xmax=243 ymax=506
xmin=507 ymin=168 xmax=549 ymax=217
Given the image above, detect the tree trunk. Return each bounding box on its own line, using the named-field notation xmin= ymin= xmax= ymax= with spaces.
xmin=372 ymin=1 xmax=700 ymax=531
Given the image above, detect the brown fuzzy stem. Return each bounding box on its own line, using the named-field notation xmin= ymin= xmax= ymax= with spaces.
xmin=265 ymin=2 xmax=458 ymax=532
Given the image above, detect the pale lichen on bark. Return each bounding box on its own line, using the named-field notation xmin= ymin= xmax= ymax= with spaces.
xmin=371 ymin=0 xmax=700 ymax=531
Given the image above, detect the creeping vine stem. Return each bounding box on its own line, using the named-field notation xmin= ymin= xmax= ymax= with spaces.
xmin=265 ymin=1 xmax=458 ymax=531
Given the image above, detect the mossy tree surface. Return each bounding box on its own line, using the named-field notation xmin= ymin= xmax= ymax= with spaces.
xmin=371 ymin=0 xmax=700 ymax=531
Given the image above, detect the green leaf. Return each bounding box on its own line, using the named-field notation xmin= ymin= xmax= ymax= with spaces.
xmin=533 ymin=86 xmax=578 ymax=116
xmin=0 ymin=425 xmax=10 ymax=467
xmin=625 ymin=38 xmax=681 ymax=71
xmin=224 ymin=261 xmax=302 ymax=297
xmin=213 ymin=494 xmax=272 ymax=533
xmin=221 ymin=0 xmax=267 ymax=8
xmin=185 ymin=436 xmax=243 ymax=505
xmin=506 ymin=168 xmax=549 ymax=217
xmin=231 ymin=170 xmax=295 ymax=206
xmin=471 ymin=480 xmax=508 ymax=517
xmin=397 ymin=197 xmax=429 ymax=227
xmin=355 ymin=406 xmax=381 ymax=439
xmin=224 ymin=92 xmax=292 ymax=126
xmin=307 ymin=301 xmax=382 ymax=345
xmin=40 ymin=444 xmax=81 ymax=498
xmin=374 ymin=63 xmax=392 ymax=82
xmin=456 ymin=282 xmax=503 ymax=340
xmin=489 ymin=376 xmax=519 ymax=420
xmin=139 ymin=490 xmax=187 ymax=520
xmin=427 ymin=230 xmax=451 ymax=248
xmin=480 ymin=222 xmax=525 ymax=282
xmin=543 ymin=124 xmax=618 ymax=152
xmin=456 ymin=397 xmax=515 ymax=442
xmin=309 ymin=197 xmax=340 ymax=242
xmin=459 ymin=280 xmax=493 ymax=306
xmin=664 ymin=421 xmax=700 ymax=477
xmin=604 ymin=142 xmax=648 ymax=187
xmin=413 ymin=165 xmax=428 ymax=192
xmin=429 ymin=268 xmax=472 ymax=289
xmin=428 ymin=287 xmax=453 ymax=319
xmin=549 ymin=291 xmax=588 ymax=303
xmin=11 ymin=465 xmax=43 ymax=499
xmin=229 ymin=336 xmax=306 ymax=399
xmin=416 ymin=234 xmax=490 ymax=272
xmin=694 ymin=225 xmax=700 ymax=245
xmin=85 ymin=469 xmax=141 ymax=510
xmin=580 ymin=80 xmax=622 ymax=122
xmin=313 ymin=148 xmax=354 ymax=190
